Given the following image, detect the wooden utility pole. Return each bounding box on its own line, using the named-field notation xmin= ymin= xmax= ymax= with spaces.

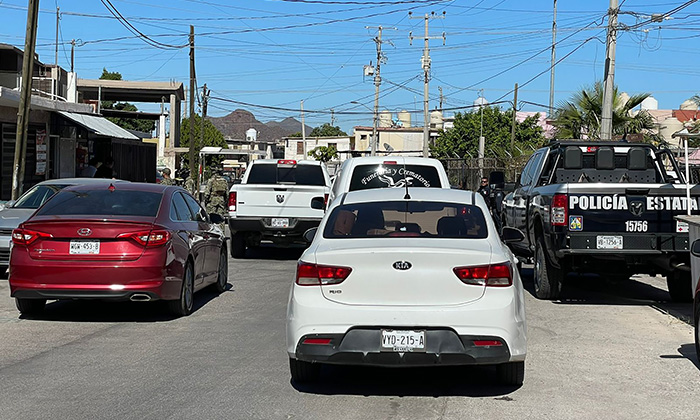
xmin=300 ymin=100 xmax=306 ymax=159
xmin=13 ymin=0 xmax=40 ymax=200
xmin=188 ymin=25 xmax=197 ymax=192
xmin=511 ymin=83 xmax=519 ymax=156
xmin=70 ymin=39 xmax=75 ymax=72
xmin=601 ymin=0 xmax=619 ymax=141
xmin=200 ymin=83 xmax=208 ymax=171
xmin=549 ymin=0 xmax=557 ymax=116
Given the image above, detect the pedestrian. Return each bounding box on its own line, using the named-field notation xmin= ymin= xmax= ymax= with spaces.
xmin=80 ymin=157 xmax=101 ymax=177
xmin=94 ymin=157 xmax=115 ymax=179
xmin=204 ymin=167 xmax=229 ymax=232
xmin=184 ymin=172 xmax=197 ymax=197
xmin=477 ymin=177 xmax=491 ymax=205
xmin=160 ymin=168 xmax=175 ymax=185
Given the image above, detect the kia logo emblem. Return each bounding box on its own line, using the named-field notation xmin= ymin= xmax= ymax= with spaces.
xmin=77 ymin=228 xmax=92 ymax=236
xmin=392 ymin=261 xmax=412 ymax=270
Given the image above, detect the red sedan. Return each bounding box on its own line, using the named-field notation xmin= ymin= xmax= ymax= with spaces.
xmin=9 ymin=182 xmax=228 ymax=317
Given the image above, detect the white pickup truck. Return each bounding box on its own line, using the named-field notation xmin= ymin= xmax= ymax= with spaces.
xmin=227 ymin=159 xmax=331 ymax=258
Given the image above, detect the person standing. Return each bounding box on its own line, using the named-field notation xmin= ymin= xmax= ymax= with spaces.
xmin=477 ymin=177 xmax=491 ymax=205
xmin=94 ymin=157 xmax=115 ymax=179
xmin=80 ymin=158 xmax=101 ymax=177
xmin=204 ymin=168 xmax=228 ymax=218
xmin=160 ymin=168 xmax=175 ymax=185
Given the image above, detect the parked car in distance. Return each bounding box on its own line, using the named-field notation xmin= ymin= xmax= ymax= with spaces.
xmin=9 ymin=183 xmax=228 ymax=317
xmin=0 ymin=178 xmax=130 ymax=271
xmin=328 ymin=156 xmax=451 ymax=205
xmin=286 ymin=188 xmax=527 ymax=385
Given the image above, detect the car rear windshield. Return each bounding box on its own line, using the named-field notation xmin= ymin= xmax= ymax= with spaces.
xmin=323 ymin=201 xmax=488 ymax=239
xmin=35 ymin=189 xmax=163 ymax=217
xmin=13 ymin=184 xmax=68 ymax=209
xmin=349 ymin=164 xmax=441 ymax=191
xmin=246 ymin=163 xmax=325 ymax=186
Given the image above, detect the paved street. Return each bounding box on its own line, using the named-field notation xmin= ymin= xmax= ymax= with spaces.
xmin=0 ymin=250 xmax=699 ymax=420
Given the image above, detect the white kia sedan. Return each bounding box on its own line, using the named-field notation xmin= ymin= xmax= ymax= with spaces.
xmin=286 ymin=188 xmax=527 ymax=385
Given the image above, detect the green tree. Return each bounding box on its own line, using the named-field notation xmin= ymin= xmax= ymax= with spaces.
xmin=310 ymin=123 xmax=347 ymax=137
xmin=431 ymin=106 xmax=545 ymax=159
xmin=552 ymin=81 xmax=654 ymax=140
xmin=98 ymin=68 xmax=155 ymax=133
xmin=308 ymin=145 xmax=338 ymax=163
xmin=180 ymin=114 xmax=228 ymax=168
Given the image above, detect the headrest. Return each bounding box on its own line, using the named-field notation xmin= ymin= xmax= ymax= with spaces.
xmin=596 ymin=146 xmax=615 ymax=169
xmin=627 ymin=147 xmax=647 ymax=170
xmin=564 ymin=146 xmax=582 ymax=169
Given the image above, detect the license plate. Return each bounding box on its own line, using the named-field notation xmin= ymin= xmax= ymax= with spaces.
xmin=271 ymin=218 xmax=289 ymax=228
xmin=69 ymin=240 xmax=100 ymax=254
xmin=596 ymin=235 xmax=623 ymax=250
xmin=381 ymin=329 xmax=425 ymax=352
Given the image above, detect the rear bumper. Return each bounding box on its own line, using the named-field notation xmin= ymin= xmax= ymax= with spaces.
xmin=229 ymin=217 xmax=321 ymax=237
xmin=552 ymin=232 xmax=690 ymax=258
xmin=12 ymin=289 xmax=161 ymax=301
xmin=294 ymin=330 xmax=511 ymax=367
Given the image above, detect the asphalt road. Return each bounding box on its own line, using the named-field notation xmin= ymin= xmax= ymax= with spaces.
xmin=0 ymin=249 xmax=699 ymax=420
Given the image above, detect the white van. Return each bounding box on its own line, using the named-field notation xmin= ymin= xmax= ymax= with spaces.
xmin=328 ymin=156 xmax=451 ymax=205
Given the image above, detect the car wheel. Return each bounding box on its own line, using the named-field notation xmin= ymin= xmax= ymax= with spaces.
xmin=212 ymin=248 xmax=228 ymax=293
xmin=168 ymin=262 xmax=194 ymax=317
xmin=496 ymin=361 xmax=525 ymax=386
xmin=667 ymin=270 xmax=692 ymax=302
xmin=534 ymin=237 xmax=563 ymax=300
xmin=15 ymin=298 xmax=46 ymax=315
xmin=289 ymin=357 xmax=320 ymax=383
xmin=694 ymin=298 xmax=700 ymax=363
xmin=231 ymin=233 xmax=246 ymax=259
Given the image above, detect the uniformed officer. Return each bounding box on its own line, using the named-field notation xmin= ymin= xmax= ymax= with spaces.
xmin=204 ymin=167 xmax=229 ymax=221
xmin=184 ymin=172 xmax=197 ymax=197
xmin=160 ymin=168 xmax=175 ymax=185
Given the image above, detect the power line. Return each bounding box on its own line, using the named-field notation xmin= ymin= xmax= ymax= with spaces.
xmin=99 ymin=0 xmax=188 ymax=49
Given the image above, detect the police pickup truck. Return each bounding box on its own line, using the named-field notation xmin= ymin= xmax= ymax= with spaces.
xmin=501 ymin=141 xmax=698 ymax=301
xmin=227 ymin=159 xmax=331 ymax=258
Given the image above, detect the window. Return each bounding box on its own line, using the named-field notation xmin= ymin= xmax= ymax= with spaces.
xmin=13 ymin=184 xmax=68 ymax=209
xmin=37 ymin=189 xmax=163 ymax=217
xmin=297 ymin=142 xmax=304 ymax=155
xmin=246 ymin=163 xmax=325 ymax=186
xmin=328 ymin=142 xmax=337 ymax=150
xmin=323 ymin=201 xmax=488 ymax=239
xmin=171 ymin=192 xmax=194 ymax=221
xmin=349 ymin=164 xmax=441 ymax=191
xmin=183 ymin=193 xmax=207 ymax=221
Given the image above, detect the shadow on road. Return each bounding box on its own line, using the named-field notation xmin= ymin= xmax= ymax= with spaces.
xmin=291 ymin=364 xmax=520 ymax=397
xmin=660 ymin=343 xmax=700 ymax=371
xmin=520 ymin=266 xmax=694 ymax=325
xmin=16 ymin=283 xmax=233 ymax=323
xmin=239 ymin=244 xmax=305 ymax=261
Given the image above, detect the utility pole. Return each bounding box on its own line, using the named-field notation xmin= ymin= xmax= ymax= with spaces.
xmin=365 ymin=26 xmax=395 ymax=156
xmin=188 ymin=26 xmax=197 ymax=192
xmin=601 ymin=0 xmax=618 ymax=141
xmin=70 ymin=39 xmax=75 ymax=72
xmin=330 ymin=108 xmax=335 ymax=126
xmin=54 ymin=7 xmax=60 ymax=66
xmin=300 ymin=100 xmax=306 ymax=160
xmin=549 ymin=0 xmax=557 ymax=116
xmin=438 ymin=86 xmax=444 ymax=112
xmin=410 ymin=11 xmax=446 ymax=157
xmin=511 ymin=83 xmax=519 ymax=156
xmin=200 ymin=84 xmax=208 ymax=171
xmin=478 ymin=90 xmax=485 ymax=178
xmin=12 ymin=0 xmax=39 ymax=200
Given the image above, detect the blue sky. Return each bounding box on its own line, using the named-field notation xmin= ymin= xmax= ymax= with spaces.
xmin=1 ymin=0 xmax=699 ymax=133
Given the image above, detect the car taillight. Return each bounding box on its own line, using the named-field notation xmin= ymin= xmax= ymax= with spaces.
xmin=117 ymin=230 xmax=170 ymax=247
xmin=228 ymin=191 xmax=237 ymax=211
xmin=296 ymin=261 xmax=352 ymax=286
xmin=323 ymin=193 xmax=329 ymax=209
xmin=551 ymin=193 xmax=568 ymax=226
xmin=453 ymin=262 xmax=512 ymax=287
xmin=11 ymin=228 xmax=52 ymax=246
xmin=278 ymin=159 xmax=297 ymax=165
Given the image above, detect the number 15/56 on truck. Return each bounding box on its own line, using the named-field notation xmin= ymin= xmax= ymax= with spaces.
xmin=501 ymin=141 xmax=698 ymax=302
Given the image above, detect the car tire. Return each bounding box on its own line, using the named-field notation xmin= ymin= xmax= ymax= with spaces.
xmin=231 ymin=233 xmax=246 ymax=259
xmin=289 ymin=357 xmax=320 ymax=383
xmin=168 ymin=262 xmax=194 ymax=317
xmin=694 ymin=297 xmax=700 ymax=363
xmin=15 ymin=298 xmax=46 ymax=315
xmin=212 ymin=248 xmax=228 ymax=293
xmin=496 ymin=361 xmax=525 ymax=386
xmin=534 ymin=237 xmax=563 ymax=300
xmin=667 ymin=270 xmax=693 ymax=302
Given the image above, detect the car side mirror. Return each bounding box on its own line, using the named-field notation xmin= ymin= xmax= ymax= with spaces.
xmin=210 ymin=213 xmax=224 ymax=224
xmin=501 ymin=227 xmax=525 ymax=243
xmin=692 ymin=239 xmax=700 ymax=257
xmin=310 ymin=197 xmax=325 ymax=210
xmin=303 ymin=227 xmax=318 ymax=243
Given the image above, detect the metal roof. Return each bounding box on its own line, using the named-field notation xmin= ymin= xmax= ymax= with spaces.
xmin=57 ymin=111 xmax=139 ymax=140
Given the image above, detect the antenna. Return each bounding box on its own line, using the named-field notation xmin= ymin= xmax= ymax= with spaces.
xmin=403 ymin=159 xmax=410 ymax=200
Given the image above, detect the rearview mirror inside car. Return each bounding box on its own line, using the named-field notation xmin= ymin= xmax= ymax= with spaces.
xmin=501 ymin=227 xmax=525 ymax=243
xmin=303 ymin=227 xmax=318 ymax=243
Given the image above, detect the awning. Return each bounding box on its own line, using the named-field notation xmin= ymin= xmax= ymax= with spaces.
xmin=56 ymin=111 xmax=139 ymax=140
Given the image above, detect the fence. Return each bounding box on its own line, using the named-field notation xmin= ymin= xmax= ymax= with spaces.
xmin=440 ymin=156 xmax=531 ymax=190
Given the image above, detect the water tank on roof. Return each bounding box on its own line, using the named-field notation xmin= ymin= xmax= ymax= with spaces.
xmin=430 ymin=110 xmax=443 ymax=129
xmin=246 ymin=128 xmax=257 ymax=142
xmin=379 ymin=110 xmax=392 ymax=127
xmin=398 ymin=110 xmax=411 ymax=127
xmin=641 ymin=96 xmax=658 ymax=110
xmin=473 ymin=96 xmax=488 ymax=107
xmin=680 ymin=99 xmax=699 ymax=111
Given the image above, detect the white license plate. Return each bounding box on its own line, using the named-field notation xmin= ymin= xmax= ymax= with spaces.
xmin=596 ymin=235 xmax=623 ymax=250
xmin=69 ymin=240 xmax=100 ymax=254
xmin=381 ymin=329 xmax=425 ymax=352
xmin=271 ymin=218 xmax=289 ymax=228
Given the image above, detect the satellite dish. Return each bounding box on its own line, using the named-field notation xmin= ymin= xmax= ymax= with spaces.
xmin=384 ymin=143 xmax=394 ymax=152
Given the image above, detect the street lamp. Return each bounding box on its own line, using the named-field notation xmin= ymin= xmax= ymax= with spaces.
xmin=351 ymin=101 xmax=378 ymax=156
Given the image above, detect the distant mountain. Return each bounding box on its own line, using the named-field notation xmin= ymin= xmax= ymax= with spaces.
xmin=208 ymin=109 xmax=312 ymax=142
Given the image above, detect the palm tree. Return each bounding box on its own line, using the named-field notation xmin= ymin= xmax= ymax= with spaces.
xmin=552 ymin=81 xmax=654 ymax=140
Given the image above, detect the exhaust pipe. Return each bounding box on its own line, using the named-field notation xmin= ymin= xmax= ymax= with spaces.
xmin=130 ymin=293 xmax=152 ymax=302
